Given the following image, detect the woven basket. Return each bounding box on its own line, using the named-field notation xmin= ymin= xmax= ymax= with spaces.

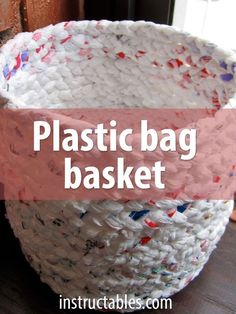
xmin=1 ymin=21 xmax=236 ymax=311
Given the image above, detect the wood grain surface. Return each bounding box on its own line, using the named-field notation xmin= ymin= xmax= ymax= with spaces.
xmin=0 ymin=0 xmax=22 ymax=45
xmin=0 ymin=0 xmax=16 ymax=32
xmin=22 ymin=0 xmax=79 ymax=32
xmin=0 ymin=200 xmax=235 ymax=314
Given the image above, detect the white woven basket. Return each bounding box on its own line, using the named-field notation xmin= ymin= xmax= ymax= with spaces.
xmin=1 ymin=21 xmax=236 ymax=311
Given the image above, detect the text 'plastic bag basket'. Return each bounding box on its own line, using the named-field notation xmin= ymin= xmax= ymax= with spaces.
xmin=1 ymin=21 xmax=236 ymax=311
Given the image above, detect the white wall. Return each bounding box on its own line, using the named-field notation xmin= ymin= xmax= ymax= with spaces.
xmin=173 ymin=0 xmax=236 ymax=49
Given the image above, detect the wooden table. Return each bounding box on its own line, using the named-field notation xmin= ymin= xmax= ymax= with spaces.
xmin=0 ymin=202 xmax=235 ymax=314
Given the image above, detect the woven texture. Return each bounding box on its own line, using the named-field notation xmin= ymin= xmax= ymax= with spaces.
xmin=1 ymin=21 xmax=236 ymax=311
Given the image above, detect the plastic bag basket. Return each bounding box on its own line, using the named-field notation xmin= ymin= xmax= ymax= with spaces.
xmin=1 ymin=21 xmax=236 ymax=311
